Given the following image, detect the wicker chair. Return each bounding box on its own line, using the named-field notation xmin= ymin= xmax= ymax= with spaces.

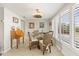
xmin=39 ymin=33 xmax=52 ymax=55
xmin=48 ymin=31 xmax=53 ymax=46
xmin=28 ymin=32 xmax=38 ymax=50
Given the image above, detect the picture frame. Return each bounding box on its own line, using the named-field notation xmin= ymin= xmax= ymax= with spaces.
xmin=13 ymin=17 xmax=19 ymax=23
xmin=29 ymin=22 xmax=34 ymax=29
xmin=39 ymin=22 xmax=44 ymax=28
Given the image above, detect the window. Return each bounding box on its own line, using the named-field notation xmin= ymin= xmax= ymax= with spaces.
xmin=61 ymin=10 xmax=71 ymax=44
xmin=74 ymin=5 xmax=79 ymax=48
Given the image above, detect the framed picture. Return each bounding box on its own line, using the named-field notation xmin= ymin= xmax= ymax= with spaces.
xmin=39 ymin=22 xmax=44 ymax=28
xmin=13 ymin=17 xmax=19 ymax=23
xmin=29 ymin=22 xmax=34 ymax=29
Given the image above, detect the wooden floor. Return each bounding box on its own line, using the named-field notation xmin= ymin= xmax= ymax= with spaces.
xmin=3 ymin=43 xmax=64 ymax=56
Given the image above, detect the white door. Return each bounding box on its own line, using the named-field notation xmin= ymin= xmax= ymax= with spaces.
xmin=0 ymin=19 xmax=4 ymax=54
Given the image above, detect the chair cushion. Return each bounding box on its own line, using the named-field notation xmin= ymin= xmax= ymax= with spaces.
xmin=39 ymin=40 xmax=43 ymax=43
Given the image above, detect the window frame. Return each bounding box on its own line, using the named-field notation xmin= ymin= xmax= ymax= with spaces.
xmin=60 ymin=9 xmax=71 ymax=44
xmin=73 ymin=4 xmax=79 ymax=49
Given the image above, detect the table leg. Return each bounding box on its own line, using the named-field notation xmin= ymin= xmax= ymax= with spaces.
xmin=16 ymin=39 xmax=19 ymax=48
xmin=11 ymin=38 xmax=13 ymax=49
xmin=23 ymin=37 xmax=24 ymax=44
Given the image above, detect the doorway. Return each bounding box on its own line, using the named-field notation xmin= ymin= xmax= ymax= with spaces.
xmin=20 ymin=20 xmax=25 ymax=46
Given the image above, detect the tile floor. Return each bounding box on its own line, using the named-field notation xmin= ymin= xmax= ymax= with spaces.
xmin=3 ymin=43 xmax=64 ymax=56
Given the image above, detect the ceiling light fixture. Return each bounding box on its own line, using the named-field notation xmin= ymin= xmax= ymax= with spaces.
xmin=33 ymin=9 xmax=43 ymax=18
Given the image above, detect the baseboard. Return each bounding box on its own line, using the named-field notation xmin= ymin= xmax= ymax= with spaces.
xmin=3 ymin=47 xmax=11 ymax=53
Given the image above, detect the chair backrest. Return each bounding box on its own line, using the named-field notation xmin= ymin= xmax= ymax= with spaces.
xmin=32 ymin=30 xmax=39 ymax=37
xmin=49 ymin=31 xmax=53 ymax=36
xmin=43 ymin=33 xmax=52 ymax=46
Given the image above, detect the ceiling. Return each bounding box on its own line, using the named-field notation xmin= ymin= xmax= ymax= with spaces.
xmin=1 ymin=3 xmax=67 ymax=20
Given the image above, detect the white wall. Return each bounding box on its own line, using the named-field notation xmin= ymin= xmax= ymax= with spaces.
xmin=3 ymin=8 xmax=25 ymax=52
xmin=52 ymin=4 xmax=79 ymax=56
xmin=25 ymin=19 xmax=50 ymax=40
xmin=52 ymin=15 xmax=62 ymax=50
xmin=0 ymin=20 xmax=4 ymax=53
xmin=0 ymin=7 xmax=4 ymax=20
xmin=0 ymin=7 xmax=4 ymax=53
xmin=48 ymin=20 xmax=52 ymax=31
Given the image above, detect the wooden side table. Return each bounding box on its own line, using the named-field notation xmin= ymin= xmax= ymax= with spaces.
xmin=10 ymin=31 xmax=24 ymax=49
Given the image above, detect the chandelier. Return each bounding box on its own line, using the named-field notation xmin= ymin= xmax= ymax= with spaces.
xmin=33 ymin=9 xmax=43 ymax=18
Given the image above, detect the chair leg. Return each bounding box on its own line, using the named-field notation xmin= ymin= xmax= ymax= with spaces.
xmin=49 ymin=46 xmax=51 ymax=53
xmin=43 ymin=51 xmax=44 ymax=55
xmin=0 ymin=53 xmax=2 ymax=56
xmin=29 ymin=44 xmax=31 ymax=50
xmin=11 ymin=39 xmax=13 ymax=49
xmin=43 ymin=46 xmax=45 ymax=55
xmin=30 ymin=47 xmax=31 ymax=50
xmin=51 ymin=40 xmax=53 ymax=46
